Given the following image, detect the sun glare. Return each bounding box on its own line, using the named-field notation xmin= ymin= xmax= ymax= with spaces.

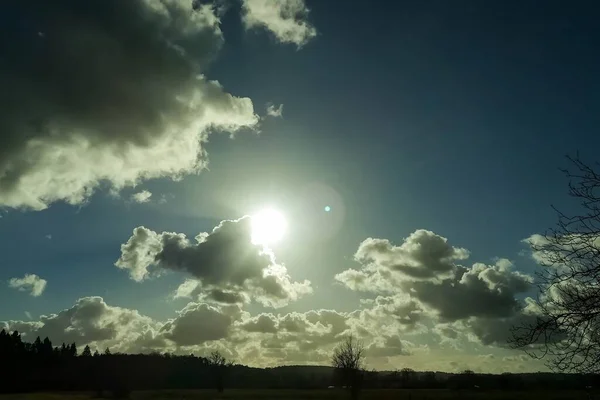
xmin=251 ymin=208 xmax=287 ymax=246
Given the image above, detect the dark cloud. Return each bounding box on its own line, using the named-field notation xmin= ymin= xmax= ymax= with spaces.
xmin=339 ymin=230 xmax=533 ymax=323
xmin=408 ymin=262 xmax=533 ymax=321
xmin=239 ymin=314 xmax=278 ymax=334
xmin=116 ymin=217 xmax=312 ymax=308
xmin=0 ymin=0 xmax=257 ymax=210
xmin=367 ymin=335 xmax=412 ymax=358
xmin=208 ymin=288 xmax=249 ymax=304
xmin=161 ymin=302 xmax=239 ymax=346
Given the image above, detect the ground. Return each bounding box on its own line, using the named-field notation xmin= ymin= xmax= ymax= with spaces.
xmin=0 ymin=389 xmax=595 ymax=400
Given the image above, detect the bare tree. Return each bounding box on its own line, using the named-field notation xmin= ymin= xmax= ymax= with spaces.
xmin=331 ymin=335 xmax=365 ymax=398
xmin=510 ymin=155 xmax=600 ymax=374
xmin=207 ymin=350 xmax=233 ymax=392
xmin=399 ymin=367 xmax=415 ymax=388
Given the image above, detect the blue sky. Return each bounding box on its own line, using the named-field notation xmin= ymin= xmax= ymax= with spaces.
xmin=1 ymin=0 xmax=599 ymax=372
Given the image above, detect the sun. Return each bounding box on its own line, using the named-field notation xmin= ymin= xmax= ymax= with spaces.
xmin=251 ymin=208 xmax=287 ymax=246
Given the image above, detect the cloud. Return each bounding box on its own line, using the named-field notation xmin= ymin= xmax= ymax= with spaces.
xmin=409 ymin=262 xmax=533 ymax=321
xmin=131 ymin=190 xmax=152 ymax=204
xmin=240 ymin=313 xmax=278 ymax=334
xmin=366 ymin=334 xmax=412 ymax=357
xmin=0 ymin=0 xmax=258 ymax=210
xmin=356 ymin=294 xmax=424 ymax=332
xmin=0 ymin=230 xmax=546 ymax=370
xmin=116 ymin=217 xmax=312 ymax=308
xmin=8 ymin=274 xmax=47 ymax=297
xmin=523 ymin=232 xmax=600 ymax=271
xmin=266 ymin=103 xmax=284 ymax=118
xmin=1 ymin=293 xmax=545 ymax=371
xmin=335 ymin=229 xmax=541 ymax=354
xmin=354 ymin=230 xmax=470 ymax=281
xmin=1 ymin=297 xmax=242 ymax=353
xmin=338 ymin=231 xmax=533 ymax=322
xmin=2 ymin=297 xmax=165 ymax=352
xmin=161 ymin=302 xmax=241 ymax=346
xmin=175 ymin=279 xmax=250 ymax=304
xmin=241 ymin=0 xmax=317 ymax=47
xmin=432 ymin=297 xmax=546 ymax=349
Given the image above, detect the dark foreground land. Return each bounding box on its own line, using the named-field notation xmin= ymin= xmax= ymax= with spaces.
xmin=0 ymin=390 xmax=596 ymax=400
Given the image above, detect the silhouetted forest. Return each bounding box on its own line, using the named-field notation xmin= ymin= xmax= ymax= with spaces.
xmin=1 ymin=329 xmax=598 ymax=394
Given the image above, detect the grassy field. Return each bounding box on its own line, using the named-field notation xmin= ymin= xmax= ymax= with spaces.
xmin=0 ymin=389 xmax=595 ymax=400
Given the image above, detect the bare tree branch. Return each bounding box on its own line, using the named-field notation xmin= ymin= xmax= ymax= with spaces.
xmin=331 ymin=335 xmax=365 ymax=398
xmin=510 ymin=154 xmax=600 ymax=374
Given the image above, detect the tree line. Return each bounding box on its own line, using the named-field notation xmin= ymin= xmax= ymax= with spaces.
xmin=1 ymin=329 xmax=598 ymax=396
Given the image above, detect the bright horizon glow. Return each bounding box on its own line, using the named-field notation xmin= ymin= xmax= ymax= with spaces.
xmin=251 ymin=208 xmax=287 ymax=246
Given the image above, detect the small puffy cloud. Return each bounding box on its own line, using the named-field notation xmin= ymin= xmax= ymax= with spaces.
xmin=131 ymin=190 xmax=152 ymax=204
xmin=116 ymin=217 xmax=312 ymax=308
xmin=242 ymin=0 xmax=317 ymax=47
xmin=8 ymin=274 xmax=47 ymax=297
xmin=266 ymin=103 xmax=284 ymax=118
xmin=0 ymin=0 xmax=258 ymax=210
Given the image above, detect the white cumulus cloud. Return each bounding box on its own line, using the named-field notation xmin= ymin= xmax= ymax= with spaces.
xmin=8 ymin=274 xmax=47 ymax=297
xmin=242 ymin=0 xmax=317 ymax=47
xmin=131 ymin=190 xmax=153 ymax=204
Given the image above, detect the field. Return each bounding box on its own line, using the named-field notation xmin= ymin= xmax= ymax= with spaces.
xmin=0 ymin=389 xmax=595 ymax=400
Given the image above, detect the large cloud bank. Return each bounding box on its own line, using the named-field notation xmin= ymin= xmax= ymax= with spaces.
xmin=0 ymin=0 xmax=262 ymax=210
xmin=3 ymin=228 xmax=551 ymax=372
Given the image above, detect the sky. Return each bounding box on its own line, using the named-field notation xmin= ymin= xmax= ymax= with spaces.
xmin=1 ymin=0 xmax=599 ymax=373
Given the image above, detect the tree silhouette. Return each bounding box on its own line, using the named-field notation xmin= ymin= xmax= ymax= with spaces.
xmin=34 ymin=336 xmax=42 ymax=354
xmin=207 ymin=350 xmax=233 ymax=392
xmin=70 ymin=343 xmax=77 ymax=357
xmin=82 ymin=345 xmax=92 ymax=357
xmin=60 ymin=343 xmax=68 ymax=356
xmin=104 ymin=347 xmax=112 ymax=356
xmin=42 ymin=337 xmax=53 ymax=357
xmin=511 ymin=155 xmax=600 ymax=373
xmin=331 ymin=335 xmax=365 ymax=399
xmin=400 ymin=367 xmax=415 ymax=388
